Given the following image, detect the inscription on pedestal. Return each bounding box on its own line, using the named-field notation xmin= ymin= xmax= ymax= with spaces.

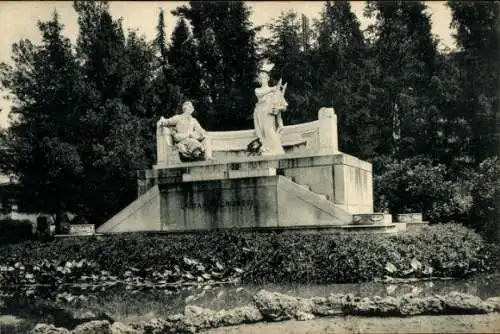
xmin=181 ymin=200 xmax=254 ymax=210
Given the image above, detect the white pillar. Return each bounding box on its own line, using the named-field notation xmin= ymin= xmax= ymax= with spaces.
xmin=318 ymin=107 xmax=338 ymax=153
xmin=156 ymin=120 xmax=172 ymax=167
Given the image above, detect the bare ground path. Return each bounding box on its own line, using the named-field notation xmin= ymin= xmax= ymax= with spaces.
xmin=203 ymin=314 xmax=500 ymax=334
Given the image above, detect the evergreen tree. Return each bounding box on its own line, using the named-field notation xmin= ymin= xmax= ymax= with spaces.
xmin=173 ymin=2 xmax=259 ymax=130
xmin=262 ymin=10 xmax=318 ymax=125
xmin=72 ymin=0 xmax=148 ymax=223
xmin=0 ymin=11 xmax=83 ymax=229
xmin=167 ymin=18 xmax=201 ymax=109
xmin=365 ymin=1 xmax=438 ymax=160
xmin=154 ymin=8 xmax=168 ymax=67
xmin=447 ymin=1 xmax=500 ymax=164
xmin=314 ymin=1 xmax=376 ymax=158
xmin=151 ymin=9 xmax=183 ymax=116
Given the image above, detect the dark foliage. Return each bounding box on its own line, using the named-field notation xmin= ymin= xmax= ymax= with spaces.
xmin=0 ymin=219 xmax=34 ymax=245
xmin=0 ymin=224 xmax=492 ymax=285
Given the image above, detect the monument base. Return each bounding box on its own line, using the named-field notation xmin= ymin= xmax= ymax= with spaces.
xmin=96 ymin=152 xmax=424 ymax=234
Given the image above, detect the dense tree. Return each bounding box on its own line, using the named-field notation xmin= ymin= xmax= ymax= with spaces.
xmin=151 ymin=9 xmax=183 ymax=118
xmin=0 ymin=11 xmax=83 ymax=231
xmin=365 ymin=1 xmax=438 ymax=160
xmin=166 ymin=17 xmax=199 ymax=110
xmin=447 ymin=1 xmax=500 ymax=164
xmin=313 ymin=1 xmax=377 ymax=159
xmin=262 ymin=10 xmax=318 ymax=125
xmin=72 ymin=1 xmax=150 ymax=223
xmin=173 ymin=1 xmax=259 ymax=130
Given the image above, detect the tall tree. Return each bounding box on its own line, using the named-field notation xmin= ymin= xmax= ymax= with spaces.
xmin=173 ymin=2 xmax=259 ymax=130
xmin=167 ymin=17 xmax=201 ymax=110
xmin=72 ymin=0 xmax=148 ymax=223
xmin=262 ymin=10 xmax=318 ymax=125
xmin=151 ymin=9 xmax=183 ymax=116
xmin=313 ymin=1 xmax=376 ymax=158
xmin=154 ymin=8 xmax=168 ymax=67
xmin=0 ymin=11 xmax=83 ymax=228
xmin=447 ymin=1 xmax=500 ymax=164
xmin=365 ymin=1 xmax=438 ymax=160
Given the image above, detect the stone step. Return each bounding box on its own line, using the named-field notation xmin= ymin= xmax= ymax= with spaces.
xmin=396 ymin=213 xmax=423 ymax=223
xmin=352 ymin=213 xmax=392 ymax=226
xmin=182 ymin=171 xmax=227 ymax=182
xmin=228 ymin=168 xmax=277 ymax=179
xmin=405 ymin=221 xmax=430 ymax=232
xmin=337 ymin=223 xmax=399 ymax=234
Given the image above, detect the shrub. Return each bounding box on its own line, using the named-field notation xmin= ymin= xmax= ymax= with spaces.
xmin=0 ymin=223 xmax=492 ymax=286
xmin=0 ymin=219 xmax=34 ymax=245
xmin=373 ymin=156 xmax=473 ymax=222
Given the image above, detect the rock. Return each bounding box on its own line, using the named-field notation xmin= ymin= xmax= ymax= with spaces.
xmin=440 ymin=291 xmax=494 ymax=314
xmin=399 ymin=296 xmax=444 ymax=316
xmin=253 ymin=290 xmax=312 ymax=321
xmin=110 ymin=322 xmax=140 ymax=334
xmin=166 ymin=314 xmax=184 ymax=322
xmin=183 ymin=305 xmax=215 ymax=330
xmin=295 ymin=311 xmax=315 ymax=321
xmin=129 ymin=318 xmax=172 ymax=334
xmin=325 ymin=293 xmax=357 ymax=314
xmin=30 ymin=323 xmax=70 ymax=334
xmin=485 ymin=297 xmax=500 ymax=312
xmin=211 ymin=305 xmax=263 ymax=327
xmin=72 ymin=320 xmax=112 ymax=334
xmin=347 ymin=296 xmax=401 ymax=316
xmin=308 ymin=297 xmax=334 ymax=316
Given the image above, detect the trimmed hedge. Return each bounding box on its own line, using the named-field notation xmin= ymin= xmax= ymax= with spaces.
xmin=0 ymin=223 xmax=494 ymax=284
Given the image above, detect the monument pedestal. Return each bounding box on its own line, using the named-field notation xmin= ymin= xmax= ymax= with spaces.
xmin=98 ymin=152 xmax=383 ymax=233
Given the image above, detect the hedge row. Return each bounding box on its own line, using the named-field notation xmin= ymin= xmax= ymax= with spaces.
xmin=0 ymin=223 xmax=494 ymax=284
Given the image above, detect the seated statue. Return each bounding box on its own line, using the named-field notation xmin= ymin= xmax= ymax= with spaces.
xmin=157 ymin=101 xmax=212 ymax=161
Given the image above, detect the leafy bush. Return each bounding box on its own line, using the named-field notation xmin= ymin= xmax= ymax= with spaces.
xmin=0 ymin=219 xmax=34 ymax=245
xmin=470 ymin=156 xmax=500 ymax=241
xmin=373 ymin=156 xmax=473 ymax=222
xmin=0 ymin=223 xmax=492 ymax=288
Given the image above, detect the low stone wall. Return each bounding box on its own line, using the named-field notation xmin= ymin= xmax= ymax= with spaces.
xmin=30 ymin=290 xmax=500 ymax=334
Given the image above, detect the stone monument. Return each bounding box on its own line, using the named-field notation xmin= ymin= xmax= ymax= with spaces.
xmin=253 ymin=62 xmax=287 ymax=156
xmin=97 ymin=63 xmax=425 ymax=234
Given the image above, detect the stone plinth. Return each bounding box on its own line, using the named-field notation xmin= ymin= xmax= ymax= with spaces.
xmin=98 ymin=152 xmax=376 ymax=233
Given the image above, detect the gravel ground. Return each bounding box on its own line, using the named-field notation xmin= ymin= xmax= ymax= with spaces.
xmin=203 ymin=314 xmax=500 ymax=334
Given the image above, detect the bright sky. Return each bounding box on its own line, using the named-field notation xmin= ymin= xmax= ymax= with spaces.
xmin=0 ymin=1 xmax=455 ymax=129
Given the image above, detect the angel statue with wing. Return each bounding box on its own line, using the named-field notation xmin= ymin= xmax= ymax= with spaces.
xmin=251 ymin=61 xmax=288 ymax=156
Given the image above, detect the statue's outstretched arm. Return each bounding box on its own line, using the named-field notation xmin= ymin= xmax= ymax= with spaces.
xmin=158 ymin=115 xmax=179 ymax=128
